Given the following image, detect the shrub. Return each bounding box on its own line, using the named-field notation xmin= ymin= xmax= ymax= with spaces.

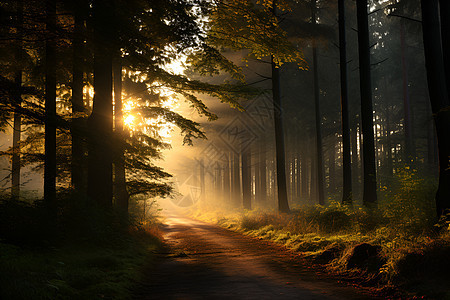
xmin=380 ymin=166 xmax=437 ymax=234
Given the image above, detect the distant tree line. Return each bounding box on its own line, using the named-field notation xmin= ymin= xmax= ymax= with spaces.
xmin=193 ymin=0 xmax=450 ymax=220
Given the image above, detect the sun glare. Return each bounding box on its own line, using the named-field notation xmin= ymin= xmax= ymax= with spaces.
xmin=124 ymin=114 xmax=136 ymax=127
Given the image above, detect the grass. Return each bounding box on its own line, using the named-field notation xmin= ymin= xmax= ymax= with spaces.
xmin=190 ymin=167 xmax=450 ymax=298
xmin=193 ymin=208 xmax=450 ymax=298
xmin=0 ymin=192 xmax=164 ymax=300
xmin=0 ymin=226 xmax=162 ymax=300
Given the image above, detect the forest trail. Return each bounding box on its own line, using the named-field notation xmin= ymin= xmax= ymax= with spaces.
xmin=135 ymin=212 xmax=379 ymax=300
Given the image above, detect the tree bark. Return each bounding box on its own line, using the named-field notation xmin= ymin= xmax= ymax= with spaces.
xmin=422 ymin=0 xmax=450 ymax=217
xmin=223 ymin=154 xmax=231 ymax=204
xmin=356 ymin=0 xmax=377 ymax=207
xmin=259 ymin=140 xmax=267 ymax=205
xmin=311 ymin=0 xmax=325 ymax=206
xmin=87 ymin=0 xmax=114 ymax=207
xmin=338 ymin=0 xmax=352 ymax=205
xmin=270 ymin=1 xmax=290 ymax=213
xmin=12 ymin=0 xmax=23 ymax=200
xmin=72 ymin=0 xmax=86 ymax=193
xmin=241 ymin=149 xmax=251 ymax=210
xmin=232 ymin=152 xmax=241 ymax=207
xmin=44 ymin=0 xmax=57 ymax=216
xmin=400 ymin=19 xmax=414 ymax=160
xmin=113 ymin=58 xmax=129 ymax=213
xmin=271 ymin=56 xmax=290 ymax=213
xmin=200 ymin=158 xmax=205 ymax=202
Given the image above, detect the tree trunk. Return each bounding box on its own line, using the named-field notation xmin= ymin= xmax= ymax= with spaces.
xmin=311 ymin=0 xmax=325 ymax=206
xmin=72 ymin=0 xmax=86 ymax=193
xmin=356 ymin=0 xmax=377 ymax=207
xmin=400 ymin=19 xmax=414 ymax=160
xmin=338 ymin=0 xmax=352 ymax=205
xmin=113 ymin=58 xmax=129 ymax=213
xmin=44 ymin=0 xmax=57 ymax=216
xmin=270 ymin=1 xmax=290 ymax=213
xmin=12 ymin=0 xmax=23 ymax=200
xmin=241 ymin=149 xmax=251 ymax=210
xmin=271 ymin=56 xmax=290 ymax=213
xmin=328 ymin=138 xmax=336 ymax=193
xmin=301 ymin=151 xmax=308 ymax=199
xmin=200 ymin=158 xmax=205 ymax=202
xmin=422 ymin=0 xmax=450 ymax=217
xmin=385 ymin=105 xmax=393 ymax=176
xmin=87 ymin=0 xmax=114 ymax=207
xmin=232 ymin=152 xmax=241 ymax=207
xmin=260 ymin=140 xmax=267 ymax=205
xmin=223 ymin=154 xmax=231 ymax=204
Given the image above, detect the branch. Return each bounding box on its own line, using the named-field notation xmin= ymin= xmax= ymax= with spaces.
xmin=371 ymin=58 xmax=389 ymax=67
xmin=254 ymin=72 xmax=272 ymax=80
xmin=388 ymin=13 xmax=422 ymax=23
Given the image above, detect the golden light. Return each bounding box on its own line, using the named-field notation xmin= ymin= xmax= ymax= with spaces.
xmin=124 ymin=114 xmax=136 ymax=127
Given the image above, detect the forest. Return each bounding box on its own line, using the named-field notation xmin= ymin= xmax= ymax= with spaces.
xmin=0 ymin=0 xmax=450 ymax=299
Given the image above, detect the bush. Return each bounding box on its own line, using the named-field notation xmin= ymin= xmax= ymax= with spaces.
xmin=380 ymin=166 xmax=437 ymax=234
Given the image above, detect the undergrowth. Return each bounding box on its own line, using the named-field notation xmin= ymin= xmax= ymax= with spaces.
xmin=192 ymin=167 xmax=450 ymax=299
xmin=0 ymin=191 xmax=162 ymax=300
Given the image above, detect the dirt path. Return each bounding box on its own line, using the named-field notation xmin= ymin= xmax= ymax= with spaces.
xmin=135 ymin=213 xmax=379 ymax=299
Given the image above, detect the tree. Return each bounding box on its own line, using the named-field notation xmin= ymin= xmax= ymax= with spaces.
xmin=421 ymin=0 xmax=450 ymax=217
xmin=44 ymin=0 xmax=57 ymax=216
xmin=311 ymin=0 xmax=325 ymax=206
xmin=338 ymin=0 xmax=352 ymax=205
xmin=11 ymin=0 xmax=23 ymax=200
xmin=87 ymin=0 xmax=114 ymax=207
xmin=200 ymin=0 xmax=310 ymax=212
xmin=356 ymin=0 xmax=377 ymax=207
xmin=113 ymin=57 xmax=129 ymax=213
xmin=71 ymin=0 xmax=87 ymax=193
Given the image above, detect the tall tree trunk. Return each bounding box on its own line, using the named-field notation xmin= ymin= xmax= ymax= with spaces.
xmin=400 ymin=19 xmax=414 ymax=160
xmin=385 ymin=105 xmax=393 ymax=176
xmin=301 ymin=150 xmax=308 ymax=199
xmin=232 ymin=152 xmax=241 ymax=207
xmin=311 ymin=0 xmax=325 ymax=206
xmin=271 ymin=56 xmax=290 ymax=212
xmin=270 ymin=1 xmax=290 ymax=213
xmin=87 ymin=0 xmax=114 ymax=207
xmin=241 ymin=149 xmax=251 ymax=210
xmin=425 ymin=96 xmax=437 ymax=167
xmin=223 ymin=154 xmax=231 ymax=204
xmin=200 ymin=158 xmax=205 ymax=202
xmin=356 ymin=0 xmax=377 ymax=207
xmin=338 ymin=0 xmax=352 ymax=205
xmin=328 ymin=138 xmax=336 ymax=193
xmin=113 ymin=58 xmax=129 ymax=213
xmin=310 ymin=149 xmax=316 ymax=202
xmin=72 ymin=0 xmax=86 ymax=193
xmin=255 ymin=143 xmax=261 ymax=205
xmin=45 ymin=0 xmax=57 ymax=216
xmin=422 ymin=0 xmax=450 ymax=217
xmin=12 ymin=0 xmax=23 ymax=200
xmin=259 ymin=140 xmax=267 ymax=205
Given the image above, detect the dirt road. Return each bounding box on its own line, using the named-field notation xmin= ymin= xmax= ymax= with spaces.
xmin=135 ymin=213 xmax=379 ymax=299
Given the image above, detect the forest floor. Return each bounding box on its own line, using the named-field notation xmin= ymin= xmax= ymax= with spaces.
xmin=134 ymin=212 xmax=384 ymax=299
xmin=187 ymin=208 xmax=450 ymax=300
xmin=0 ymin=227 xmax=162 ymax=299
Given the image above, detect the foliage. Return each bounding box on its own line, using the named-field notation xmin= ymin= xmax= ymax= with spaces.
xmin=0 ymin=232 xmax=161 ymax=300
xmin=0 ymin=191 xmax=163 ymax=299
xmin=379 ymin=166 xmax=437 ymax=233
xmin=204 ymin=0 xmax=307 ymax=67
xmin=191 ymin=170 xmax=445 ymax=297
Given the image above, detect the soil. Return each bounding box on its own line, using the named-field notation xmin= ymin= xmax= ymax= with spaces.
xmin=135 ymin=213 xmax=382 ymax=299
